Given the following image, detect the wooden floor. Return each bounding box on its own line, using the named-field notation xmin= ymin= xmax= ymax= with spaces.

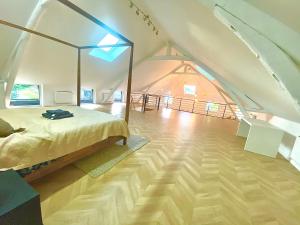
xmin=32 ymin=108 xmax=300 ymax=225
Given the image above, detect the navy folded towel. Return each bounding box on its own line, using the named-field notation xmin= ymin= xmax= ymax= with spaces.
xmin=42 ymin=109 xmax=73 ymax=120
xmin=46 ymin=109 xmax=71 ymax=115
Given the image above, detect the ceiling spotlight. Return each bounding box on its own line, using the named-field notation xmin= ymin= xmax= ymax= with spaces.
xmin=129 ymin=1 xmax=133 ymax=8
xmin=230 ymin=25 xmax=236 ymax=32
xmin=128 ymin=0 xmax=158 ymax=36
xmin=143 ymin=15 xmax=149 ymax=21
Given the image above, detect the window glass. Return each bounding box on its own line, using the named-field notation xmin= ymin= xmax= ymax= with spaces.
xmin=10 ymin=84 xmax=40 ymax=106
xmin=206 ymin=102 xmax=219 ymax=112
xmin=113 ymin=91 xmax=123 ymax=102
xmin=89 ymin=34 xmax=129 ymax=62
xmin=81 ymin=89 xmax=94 ymax=103
xmin=184 ymin=85 xmax=196 ymax=95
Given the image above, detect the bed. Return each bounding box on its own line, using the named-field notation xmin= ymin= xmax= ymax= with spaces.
xmin=0 ymin=106 xmax=129 ymax=180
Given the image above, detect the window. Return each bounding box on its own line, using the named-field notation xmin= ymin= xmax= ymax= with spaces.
xmin=89 ymin=34 xmax=129 ymax=62
xmin=81 ymin=89 xmax=94 ymax=103
xmin=206 ymin=102 xmax=219 ymax=112
xmin=184 ymin=85 xmax=196 ymax=95
xmin=113 ymin=91 xmax=123 ymax=102
xmin=10 ymin=84 xmax=40 ymax=106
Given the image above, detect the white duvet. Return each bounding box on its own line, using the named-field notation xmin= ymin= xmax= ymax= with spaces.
xmin=0 ymin=106 xmax=129 ymax=170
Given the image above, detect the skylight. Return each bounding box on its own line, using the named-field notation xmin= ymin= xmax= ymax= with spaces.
xmin=89 ymin=33 xmax=129 ymax=62
xmin=98 ymin=34 xmax=119 ymax=52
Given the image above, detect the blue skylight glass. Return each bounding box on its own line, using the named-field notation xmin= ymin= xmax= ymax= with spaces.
xmin=89 ymin=34 xmax=129 ymax=62
xmin=196 ymin=66 xmax=215 ymax=81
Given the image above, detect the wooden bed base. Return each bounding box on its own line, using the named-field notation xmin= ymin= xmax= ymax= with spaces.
xmin=24 ymin=136 xmax=125 ymax=183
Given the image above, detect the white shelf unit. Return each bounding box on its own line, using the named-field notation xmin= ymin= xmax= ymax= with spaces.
xmin=237 ymin=118 xmax=284 ymax=158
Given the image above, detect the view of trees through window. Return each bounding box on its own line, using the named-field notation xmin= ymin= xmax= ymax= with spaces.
xmin=10 ymin=84 xmax=40 ymax=106
xmin=81 ymin=89 xmax=94 ymax=103
xmin=206 ymin=102 xmax=219 ymax=112
xmin=184 ymin=85 xmax=196 ymax=95
xmin=113 ymin=91 xmax=123 ymax=102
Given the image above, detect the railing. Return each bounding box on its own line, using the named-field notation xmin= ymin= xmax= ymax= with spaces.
xmin=131 ymin=93 xmax=242 ymax=120
xmin=131 ymin=93 xmax=161 ymax=112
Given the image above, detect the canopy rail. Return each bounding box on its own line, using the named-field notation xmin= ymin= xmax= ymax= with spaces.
xmin=0 ymin=0 xmax=134 ymax=130
xmin=80 ymin=43 xmax=131 ymax=50
xmin=0 ymin=19 xmax=78 ymax=48
xmin=57 ymin=0 xmax=133 ymax=45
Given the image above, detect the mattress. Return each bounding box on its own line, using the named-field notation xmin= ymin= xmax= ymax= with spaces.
xmin=0 ymin=106 xmax=129 ymax=171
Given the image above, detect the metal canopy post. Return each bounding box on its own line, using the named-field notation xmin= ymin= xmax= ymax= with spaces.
xmin=77 ymin=48 xmax=81 ymax=106
xmin=123 ymin=44 xmax=134 ymax=145
xmin=125 ymin=44 xmax=134 ymax=124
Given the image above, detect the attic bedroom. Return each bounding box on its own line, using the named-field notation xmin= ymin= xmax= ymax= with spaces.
xmin=0 ymin=0 xmax=300 ymax=225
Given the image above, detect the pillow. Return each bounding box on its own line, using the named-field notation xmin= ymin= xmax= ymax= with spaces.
xmin=0 ymin=118 xmax=14 ymax=137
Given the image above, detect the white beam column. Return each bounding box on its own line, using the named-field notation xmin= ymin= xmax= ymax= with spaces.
xmin=214 ymin=5 xmax=300 ymax=114
xmin=0 ymin=0 xmax=50 ymax=108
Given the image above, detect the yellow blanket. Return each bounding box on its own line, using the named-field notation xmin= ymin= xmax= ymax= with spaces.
xmin=0 ymin=106 xmax=129 ymax=170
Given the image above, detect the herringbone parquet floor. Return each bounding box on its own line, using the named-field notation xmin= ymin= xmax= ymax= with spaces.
xmin=32 ymin=108 xmax=300 ymax=225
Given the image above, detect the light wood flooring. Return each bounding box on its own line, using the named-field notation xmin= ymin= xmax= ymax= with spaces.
xmin=32 ymin=108 xmax=300 ymax=225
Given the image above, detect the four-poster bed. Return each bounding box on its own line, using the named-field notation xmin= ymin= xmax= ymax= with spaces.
xmin=0 ymin=0 xmax=134 ymax=182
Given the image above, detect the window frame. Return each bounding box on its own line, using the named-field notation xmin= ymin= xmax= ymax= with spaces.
xmin=113 ymin=90 xmax=123 ymax=102
xmin=10 ymin=84 xmax=41 ymax=106
xmin=183 ymin=84 xmax=197 ymax=95
xmin=89 ymin=34 xmax=129 ymax=62
xmin=80 ymin=88 xmax=94 ymax=104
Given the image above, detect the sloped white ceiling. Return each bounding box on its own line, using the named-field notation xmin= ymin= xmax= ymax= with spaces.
xmin=247 ymin=0 xmax=300 ymax=34
xmin=141 ymin=0 xmax=300 ymax=122
xmin=0 ymin=0 xmax=38 ymax=70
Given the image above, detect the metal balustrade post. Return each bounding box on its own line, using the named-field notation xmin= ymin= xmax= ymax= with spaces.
xmin=192 ymin=100 xmax=195 ymax=113
xmin=144 ymin=94 xmax=148 ymax=112
xmin=142 ymin=94 xmax=146 ymax=112
xmin=157 ymin=96 xmax=161 ymax=111
xmin=179 ymin=98 xmax=182 ymax=111
xmin=166 ymin=96 xmax=169 ymax=108
xmin=222 ymin=105 xmax=227 ymax=119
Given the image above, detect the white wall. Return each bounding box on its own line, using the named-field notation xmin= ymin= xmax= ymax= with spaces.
xmin=15 ymin=35 xmax=77 ymax=106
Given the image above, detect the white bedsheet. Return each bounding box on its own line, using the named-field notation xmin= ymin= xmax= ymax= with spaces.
xmin=0 ymin=106 xmax=129 ymax=170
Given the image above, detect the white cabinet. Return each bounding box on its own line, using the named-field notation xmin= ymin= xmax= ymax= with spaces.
xmin=237 ymin=118 xmax=284 ymax=158
xmin=290 ymin=138 xmax=300 ymax=171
